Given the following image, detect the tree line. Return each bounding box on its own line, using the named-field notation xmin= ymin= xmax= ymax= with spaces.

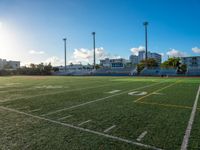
xmin=137 ymin=57 xmax=187 ymax=74
xmin=0 ymin=63 xmax=53 ymax=76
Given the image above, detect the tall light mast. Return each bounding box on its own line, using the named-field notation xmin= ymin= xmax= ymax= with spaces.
xmin=63 ymin=38 xmax=67 ymax=72
xmin=92 ymin=32 xmax=96 ymax=69
xmin=143 ymin=21 xmax=148 ymax=60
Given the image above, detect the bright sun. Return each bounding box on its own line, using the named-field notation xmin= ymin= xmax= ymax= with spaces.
xmin=0 ymin=22 xmax=18 ymax=56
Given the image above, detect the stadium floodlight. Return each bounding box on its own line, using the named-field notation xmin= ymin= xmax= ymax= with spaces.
xmin=143 ymin=21 xmax=148 ymax=61
xmin=63 ymin=38 xmax=67 ymax=72
xmin=92 ymin=32 xmax=96 ymax=70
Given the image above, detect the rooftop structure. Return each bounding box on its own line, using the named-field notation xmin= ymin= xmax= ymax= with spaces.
xmin=100 ymin=58 xmax=129 ymax=69
xmin=0 ymin=59 xmax=20 ymax=70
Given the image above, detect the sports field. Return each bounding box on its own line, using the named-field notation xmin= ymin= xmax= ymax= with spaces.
xmin=0 ymin=76 xmax=200 ymax=150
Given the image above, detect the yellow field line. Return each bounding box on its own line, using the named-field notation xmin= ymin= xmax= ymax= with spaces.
xmin=135 ymin=101 xmax=194 ymax=110
xmin=134 ymin=81 xmax=181 ymax=102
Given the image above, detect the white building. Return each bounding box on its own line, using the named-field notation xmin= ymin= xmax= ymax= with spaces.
xmin=180 ymin=56 xmax=200 ymax=69
xmin=180 ymin=56 xmax=200 ymax=76
xmin=138 ymin=51 xmax=162 ymax=64
xmin=100 ymin=58 xmax=128 ymax=69
xmin=0 ymin=59 xmax=20 ymax=70
xmin=57 ymin=64 xmax=93 ymax=72
xmin=129 ymin=55 xmax=138 ymax=65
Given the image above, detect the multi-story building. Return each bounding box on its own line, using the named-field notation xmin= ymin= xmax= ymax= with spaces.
xmin=57 ymin=64 xmax=93 ymax=72
xmin=100 ymin=58 xmax=128 ymax=69
xmin=180 ymin=56 xmax=200 ymax=69
xmin=138 ymin=51 xmax=162 ymax=65
xmin=0 ymin=59 xmax=20 ymax=70
xmin=149 ymin=52 xmax=162 ymax=64
xmin=0 ymin=59 xmax=7 ymax=70
xmin=129 ymin=55 xmax=138 ymax=65
xmin=180 ymin=56 xmax=200 ymax=76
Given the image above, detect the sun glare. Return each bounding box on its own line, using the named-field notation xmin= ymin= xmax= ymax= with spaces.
xmin=0 ymin=22 xmax=19 ymax=58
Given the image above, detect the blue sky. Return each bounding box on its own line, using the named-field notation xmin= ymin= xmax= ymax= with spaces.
xmin=0 ymin=0 xmax=200 ymax=66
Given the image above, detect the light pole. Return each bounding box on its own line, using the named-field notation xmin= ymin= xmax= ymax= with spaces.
xmin=92 ymin=32 xmax=96 ymax=69
xmin=63 ymin=38 xmax=67 ymax=72
xmin=143 ymin=21 xmax=148 ymax=61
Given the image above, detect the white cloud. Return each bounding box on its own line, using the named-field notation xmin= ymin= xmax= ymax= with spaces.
xmin=73 ymin=48 xmax=92 ymax=59
xmin=159 ymin=53 xmax=165 ymax=57
xmin=45 ymin=56 xmax=63 ymax=66
xmin=0 ymin=22 xmax=2 ymax=29
xmin=43 ymin=48 xmax=121 ymax=66
xmin=72 ymin=47 xmax=120 ymax=64
xmin=192 ymin=47 xmax=200 ymax=54
xmin=29 ymin=50 xmax=45 ymax=55
xmin=166 ymin=49 xmax=187 ymax=57
xmin=130 ymin=46 xmax=145 ymax=56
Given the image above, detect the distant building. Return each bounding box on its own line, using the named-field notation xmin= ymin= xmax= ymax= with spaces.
xmin=100 ymin=58 xmax=128 ymax=69
xmin=0 ymin=59 xmax=20 ymax=70
xmin=180 ymin=56 xmax=200 ymax=69
xmin=180 ymin=56 xmax=200 ymax=76
xmin=129 ymin=55 xmax=138 ymax=65
xmin=137 ymin=51 xmax=162 ymax=64
xmin=57 ymin=64 xmax=93 ymax=72
xmin=138 ymin=51 xmax=146 ymax=62
xmin=149 ymin=52 xmax=162 ymax=64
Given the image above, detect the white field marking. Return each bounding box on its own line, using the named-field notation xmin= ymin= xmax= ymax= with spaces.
xmin=181 ymin=85 xmax=200 ymax=150
xmin=5 ymin=83 xmax=22 ymax=86
xmin=128 ymin=91 xmax=147 ymax=96
xmin=0 ymin=106 xmax=163 ymax=150
xmin=41 ymin=82 xmax=164 ymax=116
xmin=34 ymin=85 xmax=65 ymax=89
xmin=58 ymin=115 xmax=73 ymax=120
xmin=0 ymin=86 xmax=67 ymax=93
xmin=107 ymin=90 xmax=121 ymax=94
xmin=78 ymin=120 xmax=92 ymax=126
xmin=134 ymin=81 xmax=181 ymax=102
xmin=0 ymin=79 xmax=127 ymax=93
xmin=29 ymin=108 xmax=41 ymax=112
xmin=137 ymin=131 xmax=148 ymax=142
xmin=0 ymin=83 xmax=117 ymax=103
xmin=104 ymin=125 xmax=116 ymax=133
xmin=0 ymin=83 xmax=22 ymax=88
xmin=16 ymin=106 xmax=30 ymax=110
xmin=152 ymin=92 xmax=163 ymax=95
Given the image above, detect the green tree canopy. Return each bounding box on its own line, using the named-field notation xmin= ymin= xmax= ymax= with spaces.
xmin=161 ymin=57 xmax=180 ymax=68
xmin=137 ymin=58 xmax=159 ymax=74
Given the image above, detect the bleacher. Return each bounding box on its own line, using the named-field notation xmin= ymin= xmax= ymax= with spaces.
xmin=94 ymin=67 xmax=134 ymax=76
xmin=140 ymin=68 xmax=160 ymax=76
xmin=159 ymin=68 xmax=177 ymax=76
xmin=186 ymin=67 xmax=200 ymax=76
xmin=139 ymin=68 xmax=177 ymax=76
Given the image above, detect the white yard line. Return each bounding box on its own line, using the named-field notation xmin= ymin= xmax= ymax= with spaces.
xmin=152 ymin=92 xmax=163 ymax=95
xmin=16 ymin=106 xmax=30 ymax=110
xmin=137 ymin=131 xmax=148 ymax=142
xmin=78 ymin=120 xmax=92 ymax=126
xmin=0 ymin=81 xmax=133 ymax=103
xmin=29 ymin=108 xmax=41 ymax=113
xmin=181 ymin=85 xmax=200 ymax=150
xmin=107 ymin=90 xmax=121 ymax=94
xmin=134 ymin=81 xmax=180 ymax=102
xmin=0 ymin=106 xmax=163 ymax=150
xmin=58 ymin=115 xmax=72 ymax=120
xmin=42 ymin=82 xmax=164 ymax=116
xmin=0 ymin=84 xmax=114 ymax=103
xmin=104 ymin=125 xmax=116 ymax=133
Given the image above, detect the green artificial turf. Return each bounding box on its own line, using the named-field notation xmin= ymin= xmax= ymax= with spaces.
xmin=0 ymin=76 xmax=200 ymax=150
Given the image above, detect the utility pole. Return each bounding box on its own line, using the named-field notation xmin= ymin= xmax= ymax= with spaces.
xmin=63 ymin=38 xmax=67 ymax=72
xmin=92 ymin=32 xmax=96 ymax=69
xmin=143 ymin=22 xmax=148 ymax=61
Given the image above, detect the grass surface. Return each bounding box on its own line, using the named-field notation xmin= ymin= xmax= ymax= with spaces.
xmin=0 ymin=76 xmax=200 ymax=150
